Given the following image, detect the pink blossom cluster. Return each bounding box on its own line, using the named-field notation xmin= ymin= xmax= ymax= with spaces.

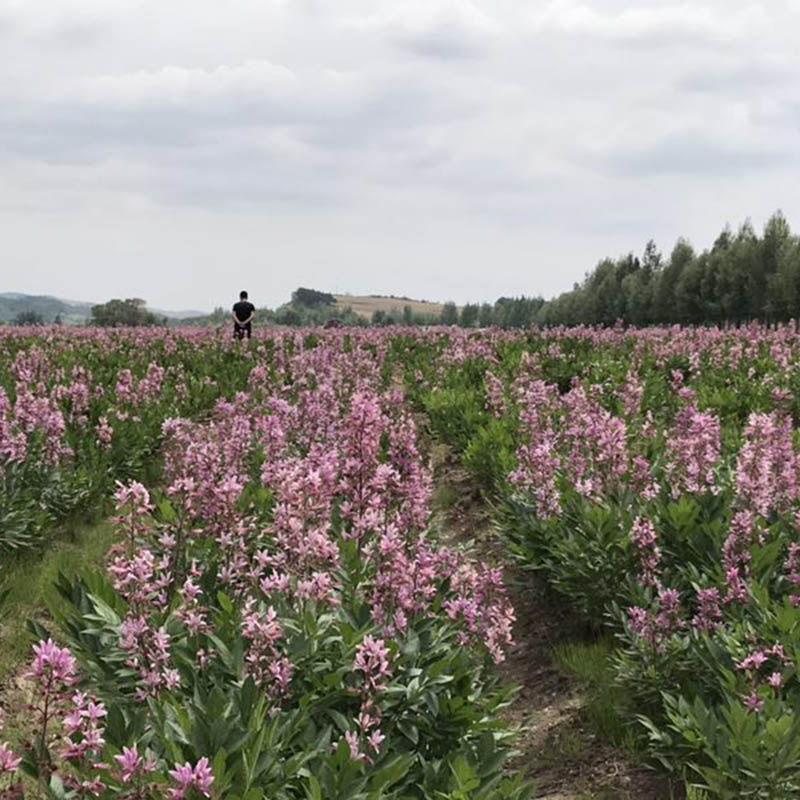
xmin=114 ymin=745 xmax=157 ymax=785
xmin=691 ymin=587 xmax=723 ymax=631
xmin=509 ymin=380 xmax=561 ymax=518
xmin=630 ymin=516 xmax=662 ymax=589
xmin=346 ymin=635 xmax=393 ymax=762
xmin=736 ymin=643 xmax=792 ymax=712
xmin=664 ymin=404 xmax=721 ymax=500
xmin=511 ymin=381 xmax=632 ymax=512
xmin=0 ymin=382 xmax=69 ymax=471
xmin=736 ymin=412 xmax=799 ymax=518
xmin=560 ymin=386 xmax=629 ymax=499
xmin=628 ymin=588 xmax=686 ymax=649
xmin=484 ymin=371 xmax=507 ymax=418
xmin=4 ymin=635 xmax=219 ymax=797
xmin=785 ymin=538 xmax=800 ymax=607
xmin=619 ymin=370 xmax=644 ymax=418
xmin=0 ymin=706 xmax=21 ymax=778
xmin=168 ymin=757 xmax=214 ymax=798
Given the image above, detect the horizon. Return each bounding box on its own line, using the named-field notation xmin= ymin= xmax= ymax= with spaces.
xmin=0 ymin=288 xmax=452 ymax=315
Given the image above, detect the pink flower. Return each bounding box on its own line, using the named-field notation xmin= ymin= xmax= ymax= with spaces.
xmin=367 ymin=728 xmax=386 ymax=753
xmin=114 ymin=746 xmax=142 ymax=784
xmin=168 ymin=756 xmax=214 ymax=798
xmin=744 ymin=693 xmax=764 ymax=713
xmin=354 ymin=636 xmax=392 ymax=692
xmin=28 ymin=638 xmax=77 ymax=684
xmin=630 ymin=516 xmax=661 ymax=589
xmin=192 ymin=757 xmax=214 ymax=796
xmin=344 ymin=731 xmax=366 ymax=763
xmin=0 ymin=742 xmax=21 ymax=774
xmin=692 ymin=588 xmax=722 ymax=631
xmin=768 ymin=671 xmax=783 ymax=689
xmin=737 ymin=651 xmax=768 ymax=672
xmin=665 ymin=405 xmax=721 ymax=499
xmin=96 ymin=416 xmax=113 ymax=447
xmin=736 ymin=412 xmax=798 ymax=517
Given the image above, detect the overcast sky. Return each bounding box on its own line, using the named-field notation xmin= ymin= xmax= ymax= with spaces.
xmin=1 ymin=0 xmax=799 ymax=312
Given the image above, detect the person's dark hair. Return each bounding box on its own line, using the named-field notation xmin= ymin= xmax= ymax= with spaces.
xmin=240 ymin=290 xmax=248 ymax=300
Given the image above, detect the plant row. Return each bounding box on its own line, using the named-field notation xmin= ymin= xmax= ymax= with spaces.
xmin=397 ymin=323 xmax=800 ymax=799
xmin=1 ymin=330 xmax=529 ymax=799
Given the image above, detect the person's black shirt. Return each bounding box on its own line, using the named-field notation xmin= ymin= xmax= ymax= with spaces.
xmin=233 ymin=301 xmax=255 ymax=324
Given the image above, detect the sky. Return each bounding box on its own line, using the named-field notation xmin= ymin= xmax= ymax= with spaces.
xmin=1 ymin=0 xmax=799 ymax=312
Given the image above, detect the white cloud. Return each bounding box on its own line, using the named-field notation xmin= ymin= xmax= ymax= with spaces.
xmin=82 ymin=61 xmax=298 ymax=110
xmin=530 ymin=1 xmax=769 ymax=43
xmin=343 ymin=0 xmax=503 ymax=57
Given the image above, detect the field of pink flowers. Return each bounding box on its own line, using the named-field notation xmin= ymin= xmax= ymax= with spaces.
xmin=0 ymin=328 xmax=524 ymax=800
xmin=3 ymin=324 xmax=800 ymax=798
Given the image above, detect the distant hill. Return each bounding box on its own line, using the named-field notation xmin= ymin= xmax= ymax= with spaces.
xmin=333 ymin=294 xmax=446 ymax=320
xmin=0 ymin=293 xmax=90 ymax=324
xmin=0 ymin=291 xmax=453 ymax=326
xmin=0 ymin=293 xmax=206 ymax=324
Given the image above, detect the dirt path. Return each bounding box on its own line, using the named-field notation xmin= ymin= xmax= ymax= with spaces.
xmin=429 ymin=440 xmax=678 ymax=800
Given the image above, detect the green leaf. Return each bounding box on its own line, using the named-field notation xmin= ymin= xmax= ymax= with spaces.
xmin=397 ymin=720 xmax=419 ymax=745
xmin=369 ymin=754 xmax=414 ymax=792
xmin=217 ymin=592 xmax=234 ymax=614
xmin=328 ymin=709 xmax=351 ymax=734
xmin=307 ymin=774 xmax=323 ymax=800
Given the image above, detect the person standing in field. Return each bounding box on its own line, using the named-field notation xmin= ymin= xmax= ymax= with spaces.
xmin=232 ymin=290 xmax=255 ymax=340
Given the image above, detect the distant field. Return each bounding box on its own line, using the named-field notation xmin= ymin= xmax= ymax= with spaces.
xmin=334 ymin=294 xmax=446 ymax=320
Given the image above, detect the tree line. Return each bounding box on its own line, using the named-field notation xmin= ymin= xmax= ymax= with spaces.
xmin=539 ymin=210 xmax=800 ymax=327
xmin=446 ymin=211 xmax=798 ymax=329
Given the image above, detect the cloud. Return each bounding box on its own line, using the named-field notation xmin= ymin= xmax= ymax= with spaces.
xmin=344 ymin=1 xmax=502 ymax=59
xmin=81 ymin=61 xmax=298 ymax=111
xmin=606 ymin=132 xmax=788 ymax=177
xmin=679 ymin=57 xmax=797 ymax=92
xmin=0 ymin=0 xmax=129 ymax=42
xmin=530 ymin=1 xmax=769 ymax=44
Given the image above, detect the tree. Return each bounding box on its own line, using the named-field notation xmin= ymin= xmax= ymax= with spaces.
xmin=762 ymin=212 xmax=792 ymax=321
xmin=652 ymin=239 xmax=694 ymax=323
xmin=460 ymin=303 xmax=479 ymax=328
xmin=292 ymin=288 xmax=335 ymax=308
xmin=14 ymin=310 xmax=44 ymax=326
xmin=90 ymin=298 xmax=159 ymax=327
xmin=641 ymin=240 xmax=662 ymax=278
xmin=621 ymin=270 xmax=651 ymax=326
xmin=440 ymin=302 xmax=458 ymax=325
xmin=275 ymin=306 xmax=302 ymax=326
xmin=585 ymin=259 xmax=622 ymax=325
xmin=478 ymin=303 xmax=494 ymax=327
xmin=675 ymin=257 xmax=707 ymax=323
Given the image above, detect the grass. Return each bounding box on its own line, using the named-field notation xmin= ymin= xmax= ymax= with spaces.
xmin=432 ymin=483 xmax=460 ymax=512
xmin=0 ymin=519 xmax=116 ymax=682
xmin=551 ymin=639 xmax=639 ymax=753
xmin=534 ymin=719 xmax=591 ymax=768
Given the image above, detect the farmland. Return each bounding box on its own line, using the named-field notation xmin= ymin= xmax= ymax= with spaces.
xmin=333 ymin=296 xmax=448 ymax=322
xmin=2 ymin=324 xmax=800 ymax=798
